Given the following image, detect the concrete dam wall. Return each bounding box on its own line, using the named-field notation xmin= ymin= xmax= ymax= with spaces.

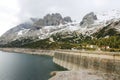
xmin=53 ymin=50 xmax=120 ymax=75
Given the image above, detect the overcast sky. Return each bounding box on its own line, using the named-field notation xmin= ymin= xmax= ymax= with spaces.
xmin=0 ymin=0 xmax=120 ymax=35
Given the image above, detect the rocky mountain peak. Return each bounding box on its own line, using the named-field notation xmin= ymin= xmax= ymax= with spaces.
xmin=63 ymin=16 xmax=72 ymax=23
xmin=80 ymin=12 xmax=97 ymax=27
xmin=34 ymin=13 xmax=72 ymax=28
xmin=43 ymin=13 xmax=64 ymax=26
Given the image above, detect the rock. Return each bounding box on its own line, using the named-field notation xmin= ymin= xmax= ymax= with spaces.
xmin=35 ymin=19 xmax=44 ymax=26
xmin=80 ymin=12 xmax=97 ymax=27
xmin=44 ymin=13 xmax=64 ymax=26
xmin=63 ymin=16 xmax=72 ymax=22
xmin=34 ymin=13 xmax=72 ymax=27
xmin=50 ymin=71 xmax=58 ymax=76
xmin=34 ymin=13 xmax=64 ymax=27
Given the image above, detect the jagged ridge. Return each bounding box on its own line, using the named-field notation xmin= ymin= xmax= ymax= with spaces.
xmin=0 ymin=10 xmax=120 ymax=49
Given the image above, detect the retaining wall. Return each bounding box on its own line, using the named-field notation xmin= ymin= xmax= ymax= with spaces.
xmin=53 ymin=50 xmax=120 ymax=75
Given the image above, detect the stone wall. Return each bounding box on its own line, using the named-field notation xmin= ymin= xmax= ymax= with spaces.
xmin=53 ymin=50 xmax=120 ymax=75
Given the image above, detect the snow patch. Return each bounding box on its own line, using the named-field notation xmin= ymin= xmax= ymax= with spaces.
xmin=18 ymin=29 xmax=30 ymax=36
xmin=95 ymin=10 xmax=120 ymax=23
xmin=18 ymin=30 xmax=23 ymax=35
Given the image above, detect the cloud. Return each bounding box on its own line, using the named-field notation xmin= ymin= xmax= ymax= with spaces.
xmin=0 ymin=0 xmax=20 ymax=35
xmin=0 ymin=0 xmax=120 ymax=35
xmin=92 ymin=0 xmax=109 ymax=7
xmin=18 ymin=0 xmax=120 ymax=22
xmin=17 ymin=0 xmax=93 ymax=21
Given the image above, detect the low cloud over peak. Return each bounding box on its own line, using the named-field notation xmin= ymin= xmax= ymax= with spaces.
xmin=0 ymin=0 xmax=120 ymax=35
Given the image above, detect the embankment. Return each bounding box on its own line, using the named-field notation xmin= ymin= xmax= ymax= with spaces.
xmin=0 ymin=48 xmax=54 ymax=57
xmin=53 ymin=50 xmax=120 ymax=75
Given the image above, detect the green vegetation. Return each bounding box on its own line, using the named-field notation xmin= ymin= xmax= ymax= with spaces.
xmin=93 ymin=23 xmax=120 ymax=38
xmin=1 ymin=32 xmax=120 ymax=52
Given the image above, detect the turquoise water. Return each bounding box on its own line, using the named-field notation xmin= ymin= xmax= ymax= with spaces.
xmin=0 ymin=51 xmax=66 ymax=80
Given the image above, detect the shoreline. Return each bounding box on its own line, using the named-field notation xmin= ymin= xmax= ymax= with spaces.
xmin=0 ymin=48 xmax=55 ymax=57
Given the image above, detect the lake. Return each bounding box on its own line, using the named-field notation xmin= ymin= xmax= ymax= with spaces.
xmin=0 ymin=51 xmax=66 ymax=80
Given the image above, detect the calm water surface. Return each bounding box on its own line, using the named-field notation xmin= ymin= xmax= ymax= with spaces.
xmin=0 ymin=51 xmax=66 ymax=80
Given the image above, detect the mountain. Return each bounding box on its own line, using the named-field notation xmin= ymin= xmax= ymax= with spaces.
xmin=0 ymin=13 xmax=74 ymax=45
xmin=0 ymin=18 xmax=38 ymax=45
xmin=0 ymin=10 xmax=120 ymax=48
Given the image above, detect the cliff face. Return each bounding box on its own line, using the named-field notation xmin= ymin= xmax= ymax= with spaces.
xmin=34 ymin=13 xmax=72 ymax=28
xmin=80 ymin=12 xmax=97 ymax=27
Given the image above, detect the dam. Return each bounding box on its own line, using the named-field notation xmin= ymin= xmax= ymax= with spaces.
xmin=52 ymin=50 xmax=120 ymax=80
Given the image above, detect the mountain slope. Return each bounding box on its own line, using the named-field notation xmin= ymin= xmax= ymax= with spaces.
xmin=0 ymin=18 xmax=38 ymax=44
xmin=0 ymin=13 xmax=75 ymax=45
xmin=0 ymin=10 xmax=120 ymax=48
